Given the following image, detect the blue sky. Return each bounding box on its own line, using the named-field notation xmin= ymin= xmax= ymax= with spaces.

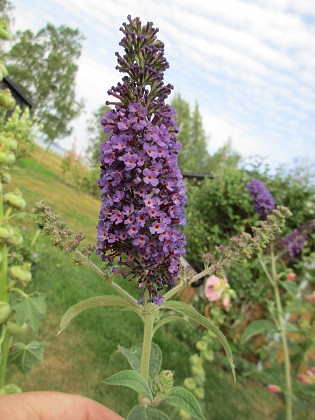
xmin=11 ymin=0 xmax=315 ymax=168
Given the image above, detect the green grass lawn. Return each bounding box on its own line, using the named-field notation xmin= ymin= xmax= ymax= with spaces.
xmin=6 ymin=146 xmax=288 ymax=419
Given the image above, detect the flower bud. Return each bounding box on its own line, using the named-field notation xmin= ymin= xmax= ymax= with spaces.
xmin=1 ymin=170 xmax=11 ymax=184
xmin=0 ymin=301 xmax=10 ymax=322
xmin=194 ymin=387 xmax=205 ymax=400
xmin=7 ymin=321 xmax=29 ymax=335
xmin=286 ymin=272 xmax=296 ymax=282
xmin=203 ymin=350 xmax=214 ymax=362
xmin=0 ymin=223 xmax=14 ymax=240
xmin=267 ymin=384 xmax=282 ymax=394
xmin=184 ymin=377 xmax=196 ymax=391
xmin=0 ymin=134 xmax=17 ymax=151
xmin=7 ymin=230 xmax=23 ymax=246
xmin=152 ymin=370 xmax=174 ymax=398
xmin=196 ymin=340 xmax=207 ymax=352
xmin=0 ymin=89 xmax=15 ymax=109
xmin=0 ymin=150 xmax=15 ymax=165
xmin=9 ymin=265 xmax=32 ymax=285
xmin=4 ymin=190 xmax=26 ymax=210
xmin=0 ymin=384 xmax=22 ymax=396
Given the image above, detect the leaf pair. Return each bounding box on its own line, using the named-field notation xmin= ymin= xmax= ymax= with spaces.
xmin=104 ymin=370 xmax=204 ymax=419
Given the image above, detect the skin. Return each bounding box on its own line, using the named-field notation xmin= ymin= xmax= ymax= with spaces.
xmin=0 ymin=391 xmax=124 ymax=420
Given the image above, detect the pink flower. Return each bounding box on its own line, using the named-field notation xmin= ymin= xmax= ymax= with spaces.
xmin=304 ymin=292 xmax=315 ymax=304
xmin=222 ymin=295 xmax=230 ymax=308
xmin=298 ymin=367 xmax=315 ymax=385
xmin=204 ymin=275 xmax=227 ymax=302
xmin=286 ymin=272 xmax=296 ymax=282
xmin=267 ymin=384 xmax=282 ymax=394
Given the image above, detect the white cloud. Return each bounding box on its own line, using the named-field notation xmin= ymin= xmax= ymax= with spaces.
xmin=12 ymin=0 xmax=315 ymax=167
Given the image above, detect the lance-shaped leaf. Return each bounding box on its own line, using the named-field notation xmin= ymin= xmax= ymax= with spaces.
xmin=153 ymin=316 xmax=193 ymax=336
xmin=12 ymin=293 xmax=46 ymax=332
xmin=118 ymin=343 xmax=162 ymax=380
xmin=8 ymin=340 xmax=44 ymax=375
xmin=241 ymin=319 xmax=276 ymax=343
xmin=162 ymin=300 xmax=235 ymax=382
xmin=102 ymin=370 xmax=153 ymax=400
xmin=59 ymin=295 xmax=138 ymax=334
xmin=127 ymin=405 xmax=171 ymax=420
xmin=282 ymin=281 xmax=298 ymax=297
xmin=163 ymin=386 xmax=205 ymax=420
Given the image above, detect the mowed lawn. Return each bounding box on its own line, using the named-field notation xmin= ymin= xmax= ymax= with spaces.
xmin=6 ymin=146 xmax=282 ymax=419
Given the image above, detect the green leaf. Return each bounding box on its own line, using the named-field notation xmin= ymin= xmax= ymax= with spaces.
xmin=162 ymin=300 xmax=236 ymax=382
xmin=102 ymin=370 xmax=153 ymax=400
xmin=127 ymin=406 xmax=171 ymax=420
xmin=118 ymin=343 xmax=162 ymax=380
xmin=118 ymin=345 xmax=141 ymax=372
xmin=12 ymin=293 xmax=46 ymax=332
xmin=164 ymin=386 xmax=205 ymax=420
xmin=284 ymin=322 xmax=299 ymax=333
xmin=8 ymin=340 xmax=44 ymax=375
xmin=241 ymin=319 xmax=276 ymax=343
xmin=282 ymin=281 xmax=298 ymax=296
xmin=59 ymin=295 xmax=135 ymax=333
xmin=153 ymin=316 xmax=193 ymax=335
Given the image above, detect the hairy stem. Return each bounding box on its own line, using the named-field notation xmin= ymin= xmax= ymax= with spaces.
xmin=139 ymin=298 xmax=154 ymax=389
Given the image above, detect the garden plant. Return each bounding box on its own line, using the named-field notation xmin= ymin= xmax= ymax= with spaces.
xmin=32 ymin=16 xmax=292 ymax=419
xmin=0 ymin=19 xmax=45 ymax=395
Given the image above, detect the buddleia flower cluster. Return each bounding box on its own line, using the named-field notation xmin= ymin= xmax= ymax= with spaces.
xmin=246 ymin=178 xmax=276 ymax=219
xmin=282 ymin=220 xmax=315 ymax=259
xmin=96 ymin=16 xmax=186 ymax=304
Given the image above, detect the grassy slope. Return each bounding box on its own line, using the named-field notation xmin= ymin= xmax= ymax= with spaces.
xmin=7 ymin=146 xmax=282 ymax=419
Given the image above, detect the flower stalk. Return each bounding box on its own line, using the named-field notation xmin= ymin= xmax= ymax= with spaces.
xmin=270 ymin=248 xmax=292 ymax=420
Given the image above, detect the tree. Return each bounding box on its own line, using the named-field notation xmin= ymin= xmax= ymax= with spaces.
xmin=170 ymin=94 xmax=212 ymax=173
xmin=0 ymin=0 xmax=14 ymax=26
xmin=86 ymin=104 xmax=111 ymax=166
xmin=3 ymin=24 xmax=84 ymax=147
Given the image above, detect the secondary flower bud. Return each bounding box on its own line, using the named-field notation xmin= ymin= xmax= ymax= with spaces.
xmin=0 ymin=301 xmax=10 ymax=322
xmin=9 ymin=265 xmax=32 ymax=285
xmin=4 ymin=190 xmax=26 ymax=210
xmin=0 ymin=223 xmax=14 ymax=240
xmin=267 ymin=384 xmax=282 ymax=394
xmin=0 ymin=134 xmax=17 ymax=150
xmin=0 ymin=150 xmax=15 ymax=165
xmin=7 ymin=321 xmax=29 ymax=335
xmin=152 ymin=370 xmax=174 ymax=398
xmin=0 ymin=89 xmax=15 ymax=109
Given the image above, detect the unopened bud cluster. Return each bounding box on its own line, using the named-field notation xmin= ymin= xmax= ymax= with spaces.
xmin=32 ymin=201 xmax=85 ymax=252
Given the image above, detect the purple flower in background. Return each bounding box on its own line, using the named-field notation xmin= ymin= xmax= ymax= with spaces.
xmin=97 ymin=16 xmax=186 ymax=304
xmin=282 ymin=220 xmax=315 ymax=259
xmin=246 ymin=179 xmax=276 ymax=219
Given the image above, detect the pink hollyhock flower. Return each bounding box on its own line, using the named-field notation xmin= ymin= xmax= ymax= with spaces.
xmin=286 ymin=272 xmax=296 ymax=282
xmin=204 ymin=275 xmax=227 ymax=302
xmin=304 ymin=292 xmax=315 ymax=304
xmin=267 ymin=384 xmax=282 ymax=394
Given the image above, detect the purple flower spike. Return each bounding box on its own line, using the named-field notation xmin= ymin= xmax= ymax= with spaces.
xmin=246 ymin=179 xmax=276 ymax=219
xmin=282 ymin=220 xmax=315 ymax=259
xmin=97 ymin=16 xmax=186 ymax=304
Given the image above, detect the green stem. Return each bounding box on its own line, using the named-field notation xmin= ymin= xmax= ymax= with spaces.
xmin=270 ymin=248 xmax=292 ymax=420
xmin=0 ymin=180 xmax=9 ymax=387
xmin=140 ymin=299 xmax=154 ymax=384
